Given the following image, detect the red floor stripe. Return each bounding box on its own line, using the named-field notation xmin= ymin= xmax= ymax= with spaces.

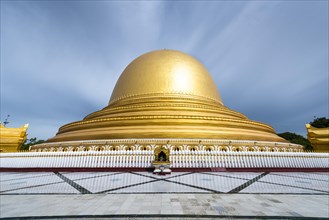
xmin=0 ymin=167 xmax=328 ymax=172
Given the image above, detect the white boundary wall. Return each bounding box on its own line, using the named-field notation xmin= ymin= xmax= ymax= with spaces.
xmin=1 ymin=151 xmax=328 ymax=168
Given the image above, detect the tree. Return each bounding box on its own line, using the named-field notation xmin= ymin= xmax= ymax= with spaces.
xmin=310 ymin=117 xmax=329 ymax=128
xmin=277 ymin=132 xmax=313 ymax=151
xmin=20 ymin=137 xmax=45 ymax=151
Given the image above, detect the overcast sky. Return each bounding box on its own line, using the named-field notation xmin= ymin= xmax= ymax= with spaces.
xmin=1 ymin=1 xmax=328 ymax=140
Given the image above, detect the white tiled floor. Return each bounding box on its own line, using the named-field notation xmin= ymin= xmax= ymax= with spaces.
xmin=74 ymin=172 xmax=154 ymax=193
xmin=114 ymin=179 xmax=209 ymax=193
xmin=168 ymin=173 xmax=247 ymax=192
xmin=6 ymin=182 xmax=80 ymax=194
xmin=135 ymin=172 xmax=191 ymax=179
xmin=0 ymin=173 xmax=63 ymax=192
xmin=61 ymin=172 xmax=121 ymax=180
xmin=260 ymin=174 xmax=329 ymax=193
xmin=0 ymin=172 xmax=54 ymax=182
xmin=271 ymin=172 xmax=329 ymax=181
xmin=204 ymin=172 xmax=261 ymax=180
xmin=240 ymin=181 xmax=327 ymax=194
xmin=1 ymin=172 xmax=328 ymax=219
xmin=1 ymin=194 xmax=328 ymax=218
xmin=1 ymin=172 xmax=328 ymax=194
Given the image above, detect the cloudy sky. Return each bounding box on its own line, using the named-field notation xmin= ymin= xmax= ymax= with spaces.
xmin=1 ymin=1 xmax=328 ymax=140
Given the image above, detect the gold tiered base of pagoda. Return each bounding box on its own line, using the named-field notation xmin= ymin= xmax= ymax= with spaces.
xmin=45 ymin=93 xmax=289 ymax=145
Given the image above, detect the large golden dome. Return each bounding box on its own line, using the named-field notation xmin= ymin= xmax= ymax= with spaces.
xmin=110 ymin=50 xmax=222 ymax=105
xmin=38 ymin=49 xmax=295 ymax=151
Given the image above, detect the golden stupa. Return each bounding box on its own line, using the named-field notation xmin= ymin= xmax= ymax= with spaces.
xmin=306 ymin=124 xmax=329 ymax=152
xmin=32 ymin=50 xmax=302 ymax=152
xmin=0 ymin=124 xmax=28 ymax=152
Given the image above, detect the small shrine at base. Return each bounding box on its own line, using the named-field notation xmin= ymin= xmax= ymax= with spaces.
xmin=152 ymin=146 xmax=171 ymax=174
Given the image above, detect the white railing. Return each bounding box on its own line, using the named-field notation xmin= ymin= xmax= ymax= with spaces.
xmin=169 ymin=151 xmax=328 ymax=168
xmin=0 ymin=151 xmax=328 ymax=169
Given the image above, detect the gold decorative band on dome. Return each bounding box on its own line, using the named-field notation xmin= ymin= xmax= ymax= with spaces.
xmin=109 ymin=92 xmax=223 ymax=106
xmin=58 ymin=115 xmax=275 ymax=133
xmin=85 ymin=102 xmax=247 ymax=121
xmin=31 ymin=138 xmax=303 ymax=152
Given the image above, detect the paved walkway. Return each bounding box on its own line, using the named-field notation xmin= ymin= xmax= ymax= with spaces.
xmin=0 ymin=172 xmax=328 ymax=219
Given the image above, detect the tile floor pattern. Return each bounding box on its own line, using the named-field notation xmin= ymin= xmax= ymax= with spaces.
xmin=0 ymin=172 xmax=328 ymax=219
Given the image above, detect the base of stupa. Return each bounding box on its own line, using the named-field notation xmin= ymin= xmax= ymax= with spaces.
xmin=1 ymin=149 xmax=327 ymax=171
xmin=30 ymin=138 xmax=303 ymax=152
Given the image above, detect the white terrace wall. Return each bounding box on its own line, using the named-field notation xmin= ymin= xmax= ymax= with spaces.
xmin=1 ymin=150 xmax=328 ymax=169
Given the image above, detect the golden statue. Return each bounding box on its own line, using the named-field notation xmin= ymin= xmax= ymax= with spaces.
xmin=32 ymin=50 xmax=302 ymax=152
xmin=0 ymin=123 xmax=28 ymax=152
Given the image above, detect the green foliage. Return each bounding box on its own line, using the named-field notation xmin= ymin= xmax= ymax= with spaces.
xmin=20 ymin=137 xmax=45 ymax=151
xmin=310 ymin=117 xmax=329 ymax=128
xmin=278 ymin=132 xmax=313 ymax=151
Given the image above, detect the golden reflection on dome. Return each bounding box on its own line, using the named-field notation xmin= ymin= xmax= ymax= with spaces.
xmin=109 ymin=50 xmax=223 ymax=105
xmin=171 ymin=64 xmax=192 ymax=93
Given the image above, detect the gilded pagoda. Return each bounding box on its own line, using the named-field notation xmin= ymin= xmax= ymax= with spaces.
xmin=0 ymin=124 xmax=28 ymax=152
xmin=32 ymin=50 xmax=302 ymax=153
